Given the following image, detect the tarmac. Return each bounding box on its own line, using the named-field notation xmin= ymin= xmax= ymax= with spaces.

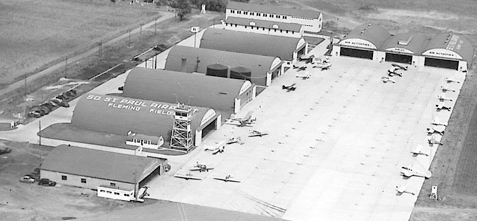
xmin=0 ymin=27 xmax=466 ymax=221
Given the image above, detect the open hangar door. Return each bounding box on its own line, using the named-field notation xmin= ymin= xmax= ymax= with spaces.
xmin=340 ymin=47 xmax=373 ymax=60
xmin=424 ymin=57 xmax=459 ymax=70
xmin=385 ymin=53 xmax=412 ymax=64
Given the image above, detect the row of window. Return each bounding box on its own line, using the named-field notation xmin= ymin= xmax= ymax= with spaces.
xmin=131 ymin=138 xmax=152 ymax=145
xmin=99 ymin=189 xmax=130 ymax=197
xmin=61 ymin=175 xmax=116 ymax=187
xmin=226 ymin=23 xmax=297 ymax=34
xmin=229 ymin=9 xmax=288 ymax=19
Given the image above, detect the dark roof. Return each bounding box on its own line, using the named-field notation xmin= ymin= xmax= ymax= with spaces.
xmin=227 ymin=1 xmax=321 ymax=19
xmin=165 ymin=45 xmax=281 ymax=86
xmin=340 ymin=23 xmax=391 ymax=49
xmin=423 ymin=32 xmax=474 ymax=62
xmin=225 ymin=17 xmax=302 ymax=32
xmin=41 ymin=145 xmax=166 ymax=184
xmin=71 ymin=93 xmax=217 ymax=141
xmin=200 ymin=28 xmax=305 ymax=61
xmin=381 ymin=33 xmax=429 ymax=54
xmin=122 ymin=67 xmax=253 ymax=113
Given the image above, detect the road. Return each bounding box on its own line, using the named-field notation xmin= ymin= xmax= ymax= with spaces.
xmin=0 ymin=11 xmax=175 ymax=101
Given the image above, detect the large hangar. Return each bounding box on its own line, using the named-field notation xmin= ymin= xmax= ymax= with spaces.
xmin=122 ymin=67 xmax=255 ymax=114
xmin=422 ymin=32 xmax=473 ymax=71
xmin=71 ymin=93 xmax=220 ymax=148
xmin=199 ymin=28 xmax=307 ymax=63
xmin=164 ymin=45 xmax=282 ymax=86
xmin=334 ymin=23 xmax=391 ymax=61
xmin=381 ymin=33 xmax=428 ymax=65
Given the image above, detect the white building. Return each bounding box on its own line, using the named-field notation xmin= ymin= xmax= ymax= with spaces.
xmin=224 ymin=17 xmax=304 ymax=38
xmin=226 ymin=1 xmax=322 ymax=34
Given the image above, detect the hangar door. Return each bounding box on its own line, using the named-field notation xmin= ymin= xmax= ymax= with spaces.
xmin=424 ymin=57 xmax=459 ymax=70
xmin=385 ymin=53 xmax=412 ymax=64
xmin=340 ymin=47 xmax=373 ymax=60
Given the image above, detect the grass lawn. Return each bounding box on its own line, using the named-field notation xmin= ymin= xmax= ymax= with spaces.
xmin=0 ymin=0 xmax=161 ymax=86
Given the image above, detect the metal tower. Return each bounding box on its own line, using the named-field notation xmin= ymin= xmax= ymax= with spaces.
xmin=170 ymin=103 xmax=194 ymax=152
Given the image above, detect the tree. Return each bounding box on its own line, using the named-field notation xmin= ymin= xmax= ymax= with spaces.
xmin=175 ymin=0 xmax=191 ymax=20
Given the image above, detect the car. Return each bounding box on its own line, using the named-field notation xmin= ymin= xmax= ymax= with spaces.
xmin=38 ymin=178 xmax=56 ymax=186
xmin=19 ymin=175 xmax=36 ymax=183
xmin=27 ymin=111 xmax=42 ymax=118
xmin=51 ymin=99 xmax=69 ymax=108
xmin=0 ymin=146 xmax=12 ymax=155
xmin=66 ymin=89 xmax=77 ymax=97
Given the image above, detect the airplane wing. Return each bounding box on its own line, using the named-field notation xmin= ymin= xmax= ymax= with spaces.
xmin=213 ymin=177 xmax=241 ymax=183
xmin=174 ymin=174 xmax=202 ymax=180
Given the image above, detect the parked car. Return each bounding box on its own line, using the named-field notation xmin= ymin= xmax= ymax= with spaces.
xmin=27 ymin=110 xmax=42 ymax=118
xmin=0 ymin=146 xmax=12 ymax=155
xmin=51 ymin=99 xmax=69 ymax=108
xmin=65 ymin=89 xmax=77 ymax=97
xmin=19 ymin=175 xmax=36 ymax=183
xmin=38 ymin=178 xmax=56 ymax=186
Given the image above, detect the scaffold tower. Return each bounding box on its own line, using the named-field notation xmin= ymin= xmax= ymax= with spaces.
xmin=170 ymin=103 xmax=194 ymax=152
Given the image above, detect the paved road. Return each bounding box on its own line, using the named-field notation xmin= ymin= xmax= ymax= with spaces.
xmin=0 ymin=11 xmax=175 ymax=100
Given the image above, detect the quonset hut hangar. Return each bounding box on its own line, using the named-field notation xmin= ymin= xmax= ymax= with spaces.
xmin=71 ymin=93 xmax=220 ymax=150
xmin=199 ymin=28 xmax=307 ymax=64
xmin=40 ymin=145 xmax=167 ymax=194
xmin=122 ymin=67 xmax=255 ymax=114
xmin=333 ymin=23 xmax=474 ymax=71
xmin=164 ymin=45 xmax=282 ymax=86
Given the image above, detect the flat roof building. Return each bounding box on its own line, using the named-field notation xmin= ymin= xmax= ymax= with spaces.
xmin=122 ymin=67 xmax=255 ymax=114
xmin=224 ymin=17 xmax=304 ymax=38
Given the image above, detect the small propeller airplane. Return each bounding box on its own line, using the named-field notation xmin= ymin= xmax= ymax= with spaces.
xmin=427 ymin=134 xmax=443 ymax=145
xmin=427 ymin=126 xmax=445 ymax=136
xmin=431 ymin=116 xmax=447 ymax=126
xmin=292 ymin=64 xmax=307 ymax=71
xmin=436 ymin=104 xmax=452 ymax=111
xmin=388 ymin=67 xmax=403 ymax=77
xmin=438 ymin=94 xmax=453 ymax=102
xmin=395 ymin=183 xmax=415 ymax=196
xmin=174 ymin=173 xmax=202 ymax=180
xmin=204 ymin=140 xmax=226 ymax=154
xmin=411 ymin=144 xmax=429 ymax=156
xmin=441 ymin=85 xmax=456 ymax=93
xmin=226 ymin=136 xmax=244 ymax=145
xmin=445 ymin=77 xmax=460 ymax=84
xmin=190 ymin=162 xmax=214 ymax=172
xmin=227 ymin=111 xmax=255 ymax=127
xmin=401 ymin=166 xmax=432 ymax=179
xmin=282 ymin=83 xmax=297 ymax=92
xmin=296 ymin=71 xmax=311 ymax=79
xmin=312 ymin=62 xmax=331 ymax=70
xmin=382 ymin=76 xmax=396 ymax=83
xmin=249 ymin=130 xmax=269 ymax=137
xmin=391 ymin=63 xmax=408 ymax=71
xmin=213 ymin=175 xmax=240 ymax=183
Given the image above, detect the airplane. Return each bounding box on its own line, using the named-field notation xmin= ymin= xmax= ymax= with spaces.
xmin=312 ymin=62 xmax=331 ymax=70
xmin=204 ymin=140 xmax=226 ymax=154
xmin=438 ymin=94 xmax=453 ymax=102
xmin=411 ymin=144 xmax=429 ymax=156
xmin=174 ymin=173 xmax=202 ymax=180
xmin=226 ymin=136 xmax=244 ymax=145
xmin=249 ymin=130 xmax=269 ymax=137
xmin=428 ymin=134 xmax=443 ymax=145
xmin=282 ymin=83 xmax=297 ymax=92
xmin=391 ymin=63 xmax=408 ymax=71
xmin=436 ymin=104 xmax=451 ymax=111
xmin=401 ymin=166 xmax=432 ymax=179
xmin=441 ymin=85 xmax=456 ymax=93
xmin=427 ymin=126 xmax=444 ymax=136
xmin=299 ymin=54 xmax=314 ymax=63
xmin=292 ymin=64 xmax=307 ymax=71
xmin=388 ymin=67 xmax=403 ymax=77
xmin=395 ymin=183 xmax=415 ymax=196
xmin=227 ymin=111 xmax=255 ymax=127
xmin=296 ymin=71 xmax=311 ymax=79
xmin=213 ymin=175 xmax=240 ymax=183
xmin=431 ymin=116 xmax=447 ymax=126
xmin=445 ymin=77 xmax=460 ymax=84
xmin=382 ymin=76 xmax=396 ymax=83
xmin=190 ymin=162 xmax=214 ymax=172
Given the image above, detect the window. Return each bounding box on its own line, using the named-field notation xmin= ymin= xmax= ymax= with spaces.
xmin=124 ymin=194 xmax=130 ymax=197
xmin=132 ymin=138 xmax=138 ymax=143
xmin=114 ymin=192 xmax=120 ymax=195
xmin=81 ymin=178 xmax=86 ymax=183
xmin=286 ymin=30 xmax=289 ymax=33
xmin=292 ymin=31 xmax=295 ymax=34
xmin=61 ymin=175 xmax=67 ymax=180
xmin=237 ymin=11 xmax=241 ymax=14
xmin=100 ymin=190 xmax=105 ymax=192
xmin=147 ymin=140 xmax=151 ymax=145
xmin=110 ymin=182 xmax=116 ymax=187
xmin=244 ymin=12 xmax=248 ymax=15
xmin=257 ymin=13 xmax=261 ymax=16
xmin=263 ymin=13 xmax=267 ymax=17
xmin=250 ymin=12 xmax=254 ymax=16
xmin=231 ymin=10 xmax=235 ymax=13
xmin=269 ymin=14 xmax=273 ymax=17
xmin=106 ymin=191 xmax=112 ymax=194
xmin=262 ymin=27 xmax=265 ymax=30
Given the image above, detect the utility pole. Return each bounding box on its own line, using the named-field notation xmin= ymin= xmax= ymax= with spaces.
xmin=65 ymin=57 xmax=68 ymax=78
xmin=24 ymin=74 xmax=27 ymax=100
xmin=154 ymin=19 xmax=157 ymax=35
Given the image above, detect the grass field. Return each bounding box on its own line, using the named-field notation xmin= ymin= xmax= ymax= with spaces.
xmin=0 ymin=0 xmax=161 ymax=86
